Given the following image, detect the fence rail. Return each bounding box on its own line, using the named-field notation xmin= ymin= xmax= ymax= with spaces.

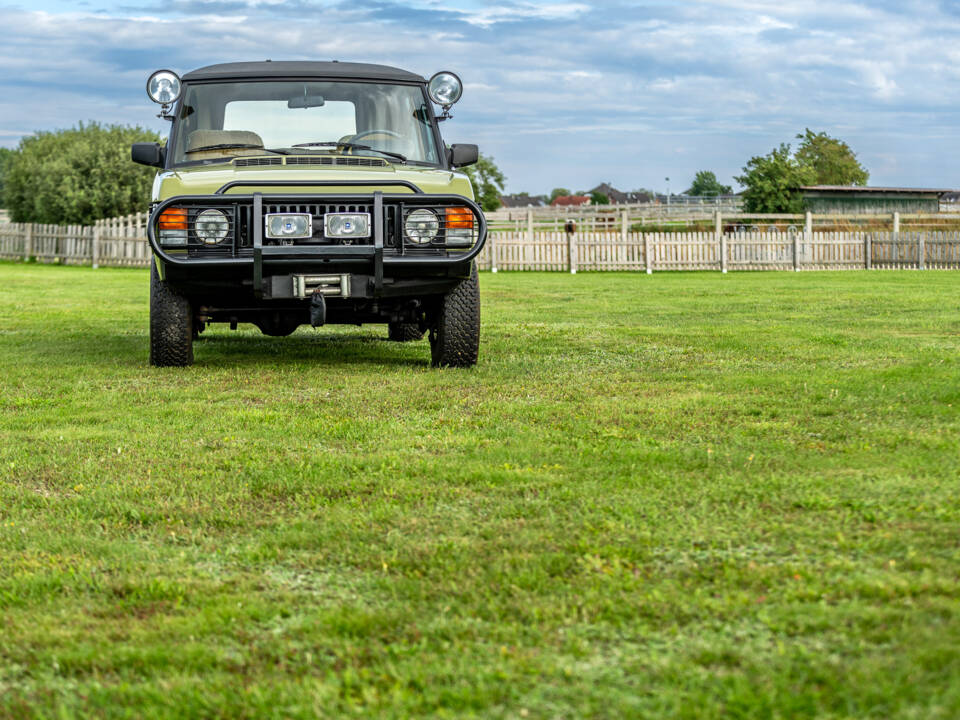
xmin=2 ymin=212 xmax=960 ymax=272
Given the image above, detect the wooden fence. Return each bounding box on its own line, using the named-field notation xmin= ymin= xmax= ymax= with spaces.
xmin=2 ymin=212 xmax=960 ymax=272
xmin=473 ymin=229 xmax=960 ymax=272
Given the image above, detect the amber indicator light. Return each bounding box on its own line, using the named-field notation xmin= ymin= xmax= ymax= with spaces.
xmin=159 ymin=208 xmax=188 ymax=229
xmin=445 ymin=207 xmax=473 ymax=229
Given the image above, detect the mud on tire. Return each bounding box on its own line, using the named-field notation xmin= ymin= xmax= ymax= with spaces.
xmin=429 ymin=262 xmax=480 ymax=368
xmin=150 ymin=261 xmax=194 ymax=367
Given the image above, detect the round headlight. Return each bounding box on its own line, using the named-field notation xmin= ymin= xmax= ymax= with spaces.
xmin=428 ymin=72 xmax=463 ymax=106
xmin=147 ymin=70 xmax=181 ymax=105
xmin=195 ymin=209 xmax=229 ymax=245
xmin=405 ymin=209 xmax=439 ymax=245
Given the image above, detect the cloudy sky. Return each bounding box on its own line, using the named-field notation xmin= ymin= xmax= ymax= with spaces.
xmin=1 ymin=0 xmax=958 ymax=195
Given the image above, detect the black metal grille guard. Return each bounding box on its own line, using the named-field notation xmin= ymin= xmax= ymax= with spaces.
xmin=147 ymin=190 xmax=487 ymax=294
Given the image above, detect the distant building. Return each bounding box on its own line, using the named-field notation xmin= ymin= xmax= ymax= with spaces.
xmin=551 ymin=195 xmax=591 ymax=208
xmin=800 ymin=186 xmax=951 ymax=214
xmin=499 ymin=194 xmax=547 ymax=208
xmin=588 ymin=183 xmax=653 ymax=205
xmin=0 ymin=209 xmax=9 ymax=224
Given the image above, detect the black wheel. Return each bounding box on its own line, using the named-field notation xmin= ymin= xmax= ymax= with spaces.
xmin=429 ymin=262 xmax=480 ymax=368
xmin=149 ymin=261 xmax=193 ymax=367
xmin=387 ymin=322 xmax=424 ymax=342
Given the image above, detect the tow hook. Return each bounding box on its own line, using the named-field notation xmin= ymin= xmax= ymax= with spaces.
xmin=310 ymin=290 xmax=327 ymax=327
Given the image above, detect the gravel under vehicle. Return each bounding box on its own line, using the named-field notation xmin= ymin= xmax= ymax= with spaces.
xmin=133 ymin=61 xmax=485 ymax=367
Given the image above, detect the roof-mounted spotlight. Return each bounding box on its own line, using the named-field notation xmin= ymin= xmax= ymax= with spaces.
xmin=146 ymin=69 xmax=181 ymax=119
xmin=428 ymin=71 xmax=462 ymax=121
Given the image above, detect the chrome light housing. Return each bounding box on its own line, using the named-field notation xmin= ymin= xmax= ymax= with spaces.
xmin=147 ymin=70 xmax=181 ymax=106
xmin=325 ymin=213 xmax=370 ymax=239
xmin=195 ymin=209 xmax=229 ymax=245
xmin=266 ymin=213 xmax=312 ymax=240
xmin=405 ymin=209 xmax=439 ymax=245
xmin=428 ymin=72 xmax=463 ymax=107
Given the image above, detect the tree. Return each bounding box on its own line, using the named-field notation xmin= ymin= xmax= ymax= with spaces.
xmin=794 ymin=128 xmax=869 ymax=186
xmin=0 ymin=147 xmax=13 ymax=207
xmin=548 ymin=188 xmax=571 ymax=204
xmin=590 ymin=191 xmax=609 ymax=206
xmin=735 ymin=143 xmax=817 ymax=213
xmin=461 ymin=153 xmax=506 ymax=212
xmin=685 ymin=170 xmax=732 ymax=197
xmin=4 ymin=122 xmax=163 ymax=224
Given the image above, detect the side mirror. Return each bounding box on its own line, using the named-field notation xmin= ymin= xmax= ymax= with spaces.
xmin=448 ymin=144 xmax=478 ymax=168
xmin=132 ymin=142 xmax=165 ymax=168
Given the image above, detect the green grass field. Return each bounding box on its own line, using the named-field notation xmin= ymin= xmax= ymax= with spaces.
xmin=1 ymin=262 xmax=958 ymax=719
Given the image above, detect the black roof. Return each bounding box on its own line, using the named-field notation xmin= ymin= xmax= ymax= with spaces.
xmin=182 ymin=61 xmax=425 ymax=83
xmin=800 ymin=185 xmax=952 ymax=195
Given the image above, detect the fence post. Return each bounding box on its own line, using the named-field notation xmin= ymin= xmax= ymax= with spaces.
xmin=489 ymin=232 xmax=497 ymax=273
xmin=621 ymin=210 xmax=628 ymax=245
xmin=804 ymin=211 xmax=813 ymax=270
xmin=864 ymin=233 xmax=871 ymax=270
xmin=23 ymin=224 xmax=33 ymax=262
xmin=566 ymin=227 xmax=578 ymax=274
xmin=644 ymin=233 xmax=652 ymax=274
xmin=918 ymin=232 xmax=925 ymax=270
xmin=91 ymin=224 xmax=100 ymax=269
xmin=715 ymin=211 xmax=725 ymax=273
xmin=793 ymin=227 xmax=800 ymax=272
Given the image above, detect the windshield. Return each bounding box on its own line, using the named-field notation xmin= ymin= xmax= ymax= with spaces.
xmin=170 ymin=80 xmax=441 ymax=166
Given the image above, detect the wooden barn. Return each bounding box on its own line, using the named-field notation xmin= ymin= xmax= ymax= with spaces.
xmin=800 ymin=186 xmax=949 ymax=214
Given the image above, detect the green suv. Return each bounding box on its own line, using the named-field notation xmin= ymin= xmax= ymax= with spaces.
xmin=132 ymin=61 xmax=485 ymax=367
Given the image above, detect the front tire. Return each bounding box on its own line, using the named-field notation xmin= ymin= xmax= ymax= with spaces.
xmin=430 ymin=262 xmax=480 ymax=368
xmin=149 ymin=261 xmax=193 ymax=367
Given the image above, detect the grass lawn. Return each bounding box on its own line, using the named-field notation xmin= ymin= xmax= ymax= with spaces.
xmin=1 ymin=262 xmax=958 ymax=719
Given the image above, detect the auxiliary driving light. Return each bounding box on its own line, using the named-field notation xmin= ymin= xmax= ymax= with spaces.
xmin=405 ymin=209 xmax=439 ymax=245
xmin=147 ymin=70 xmax=182 ymax=105
xmin=265 ymin=213 xmax=313 ymax=240
xmin=325 ymin=213 xmax=370 ymax=239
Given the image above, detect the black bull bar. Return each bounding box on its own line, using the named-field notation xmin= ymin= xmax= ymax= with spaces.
xmin=146 ymin=181 xmax=487 ymax=297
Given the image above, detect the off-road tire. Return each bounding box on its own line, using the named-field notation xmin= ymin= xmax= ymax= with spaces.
xmin=149 ymin=261 xmax=193 ymax=367
xmin=430 ymin=262 xmax=480 ymax=368
xmin=388 ymin=322 xmax=424 ymax=342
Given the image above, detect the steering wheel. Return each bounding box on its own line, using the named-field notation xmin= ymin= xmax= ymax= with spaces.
xmin=350 ymin=129 xmax=402 ymax=142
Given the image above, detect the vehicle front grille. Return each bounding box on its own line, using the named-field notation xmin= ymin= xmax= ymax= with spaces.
xmin=239 ymin=203 xmax=377 ymax=247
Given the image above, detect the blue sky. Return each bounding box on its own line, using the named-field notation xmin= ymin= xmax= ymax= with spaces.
xmin=1 ymin=0 xmax=958 ymax=195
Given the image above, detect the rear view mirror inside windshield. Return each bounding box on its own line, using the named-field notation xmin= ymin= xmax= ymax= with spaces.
xmin=288 ymin=94 xmax=325 ymax=109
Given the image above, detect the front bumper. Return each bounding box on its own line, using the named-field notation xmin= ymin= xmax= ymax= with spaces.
xmin=147 ymin=186 xmax=486 ymax=299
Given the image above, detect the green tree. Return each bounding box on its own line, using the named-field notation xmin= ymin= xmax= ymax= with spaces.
xmin=735 ymin=143 xmax=817 ymax=213
xmin=794 ymin=128 xmax=869 ymax=186
xmin=685 ymin=170 xmax=732 ymax=197
xmin=4 ymin=122 xmax=162 ymax=224
xmin=461 ymin=153 xmax=506 ymax=212
xmin=590 ymin=191 xmax=609 ymax=206
xmin=0 ymin=147 xmax=14 ymax=207
xmin=548 ymin=188 xmax=571 ymax=204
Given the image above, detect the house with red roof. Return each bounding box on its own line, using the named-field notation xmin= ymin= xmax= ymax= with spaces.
xmin=551 ymin=195 xmax=591 ymax=208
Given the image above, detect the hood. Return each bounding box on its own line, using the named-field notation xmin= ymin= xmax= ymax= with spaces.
xmin=154 ymin=159 xmax=474 ymax=200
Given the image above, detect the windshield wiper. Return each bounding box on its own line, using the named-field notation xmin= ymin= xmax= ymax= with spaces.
xmin=185 ymin=144 xmax=290 ymax=155
xmin=291 ymin=141 xmax=407 ymax=163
